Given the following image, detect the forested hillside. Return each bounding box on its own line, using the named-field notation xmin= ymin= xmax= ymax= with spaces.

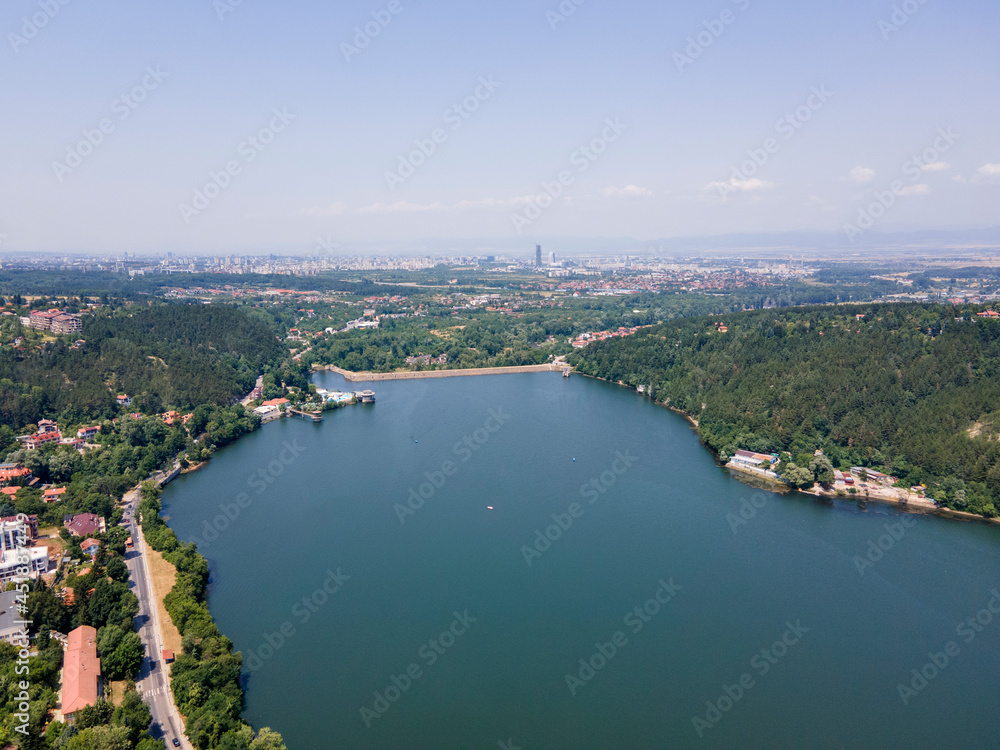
xmin=571 ymin=303 xmax=1000 ymax=517
xmin=0 ymin=304 xmax=284 ymax=426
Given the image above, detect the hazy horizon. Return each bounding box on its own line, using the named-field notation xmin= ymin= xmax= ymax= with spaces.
xmin=2 ymin=0 xmax=998 ymax=255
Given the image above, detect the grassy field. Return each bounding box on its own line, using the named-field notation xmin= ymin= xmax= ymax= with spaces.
xmin=144 ymin=545 xmax=184 ymax=656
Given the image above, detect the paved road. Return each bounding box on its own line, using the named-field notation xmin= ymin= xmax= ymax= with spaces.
xmin=122 ymin=488 xmax=191 ymax=749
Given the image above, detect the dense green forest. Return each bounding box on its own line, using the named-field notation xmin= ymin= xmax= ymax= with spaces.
xmin=0 ymin=305 xmax=284 ymax=427
xmin=571 ymin=303 xmax=1000 ymax=517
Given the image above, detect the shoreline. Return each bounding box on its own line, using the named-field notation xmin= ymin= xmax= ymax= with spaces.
xmin=577 ymin=371 xmax=1000 ymax=528
xmin=315 ymin=363 xmax=565 ymax=381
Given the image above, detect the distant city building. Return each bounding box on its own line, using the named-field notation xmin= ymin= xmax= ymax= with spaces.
xmin=535 ymin=245 xmax=542 ymax=267
xmin=548 ymin=251 xmax=556 ymax=264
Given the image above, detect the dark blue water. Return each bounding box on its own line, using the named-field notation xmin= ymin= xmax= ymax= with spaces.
xmin=160 ymin=372 xmax=1000 ymax=749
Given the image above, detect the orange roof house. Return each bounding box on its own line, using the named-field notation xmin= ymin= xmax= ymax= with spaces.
xmin=62 ymin=625 xmax=101 ymax=721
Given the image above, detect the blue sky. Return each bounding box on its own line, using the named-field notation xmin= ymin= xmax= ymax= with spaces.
xmin=2 ymin=0 xmax=999 ymax=254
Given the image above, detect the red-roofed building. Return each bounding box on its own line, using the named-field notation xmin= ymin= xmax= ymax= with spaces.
xmin=63 ymin=513 xmax=106 ymax=537
xmin=0 ymin=463 xmax=31 ymax=485
xmin=62 ymin=626 xmax=101 ymax=722
xmin=76 ymin=425 xmax=101 ymax=439
xmin=261 ymin=398 xmax=290 ymax=408
xmin=43 ymin=486 xmax=67 ymax=503
xmin=80 ymin=539 xmax=100 ymax=559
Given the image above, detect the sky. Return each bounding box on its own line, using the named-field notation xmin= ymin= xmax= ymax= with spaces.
xmin=1 ymin=0 xmax=999 ymax=255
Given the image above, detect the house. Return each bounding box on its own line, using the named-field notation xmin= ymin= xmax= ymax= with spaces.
xmin=62 ymin=626 xmax=101 ymax=723
xmin=76 ymin=425 xmax=101 ymax=439
xmin=976 ymin=310 xmax=1000 ymax=319
xmin=731 ymin=450 xmax=779 ymax=468
xmin=116 ymin=395 xmax=132 ymax=406
xmin=63 ymin=513 xmax=106 ymax=537
xmin=43 ymin=486 xmax=67 ymax=503
xmin=162 ymin=649 xmax=174 ymax=663
xmin=80 ymin=539 xmax=100 ymax=559
xmin=0 ymin=463 xmax=31 ymax=485
xmin=1 ymin=487 xmax=19 ymax=499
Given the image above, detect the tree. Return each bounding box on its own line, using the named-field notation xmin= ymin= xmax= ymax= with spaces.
xmin=251 ymin=728 xmax=288 ymax=750
xmin=809 ymin=455 xmax=835 ymax=485
xmin=781 ymin=464 xmax=815 ymax=489
xmin=105 ymin=556 xmax=129 ymax=583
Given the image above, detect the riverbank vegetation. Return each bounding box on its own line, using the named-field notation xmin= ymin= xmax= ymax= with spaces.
xmin=137 ymin=484 xmax=285 ymax=750
xmin=571 ymin=303 xmax=1000 ymax=517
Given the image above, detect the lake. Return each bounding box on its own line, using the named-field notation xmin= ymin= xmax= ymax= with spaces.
xmin=160 ymin=371 xmax=1000 ymax=749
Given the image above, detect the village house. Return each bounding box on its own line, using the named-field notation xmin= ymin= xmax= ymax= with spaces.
xmin=43 ymin=486 xmax=67 ymax=503
xmin=80 ymin=538 xmax=101 ymax=559
xmin=76 ymin=425 xmax=101 ymax=439
xmin=0 ymin=463 xmax=32 ymax=485
xmin=116 ymin=394 xmax=132 ymax=406
xmin=63 ymin=513 xmax=106 ymax=537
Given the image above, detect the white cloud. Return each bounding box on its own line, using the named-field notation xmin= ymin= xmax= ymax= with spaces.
xmin=296 ymin=202 xmax=348 ymax=217
xmin=896 ymin=183 xmax=931 ymax=196
xmin=703 ymin=177 xmax=773 ymax=197
xmin=601 ymin=184 xmax=652 ymax=198
xmin=921 ymin=162 xmax=950 ymax=172
xmin=977 ymin=163 xmax=1000 ymax=179
xmin=353 ymin=195 xmax=547 ymax=215
xmin=354 ymin=201 xmax=449 ymax=215
xmin=849 ymin=166 xmax=876 ymax=185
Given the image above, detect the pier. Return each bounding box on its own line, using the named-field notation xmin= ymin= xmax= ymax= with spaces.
xmin=288 ymin=409 xmax=324 ymax=422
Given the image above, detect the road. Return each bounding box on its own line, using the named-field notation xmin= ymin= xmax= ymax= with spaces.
xmin=122 ymin=488 xmax=191 ymax=749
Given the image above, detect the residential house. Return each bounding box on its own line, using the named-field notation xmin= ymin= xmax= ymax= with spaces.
xmin=62 ymin=626 xmax=101 ymax=723
xmin=63 ymin=513 xmax=106 ymax=537
xmin=0 ymin=463 xmax=31 ymax=485
xmin=76 ymin=425 xmax=101 ymax=440
xmin=80 ymin=539 xmax=100 ymax=559
xmin=116 ymin=395 xmax=132 ymax=407
xmin=0 ymin=518 xmax=48 ymax=583
xmin=43 ymin=486 xmax=67 ymax=504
